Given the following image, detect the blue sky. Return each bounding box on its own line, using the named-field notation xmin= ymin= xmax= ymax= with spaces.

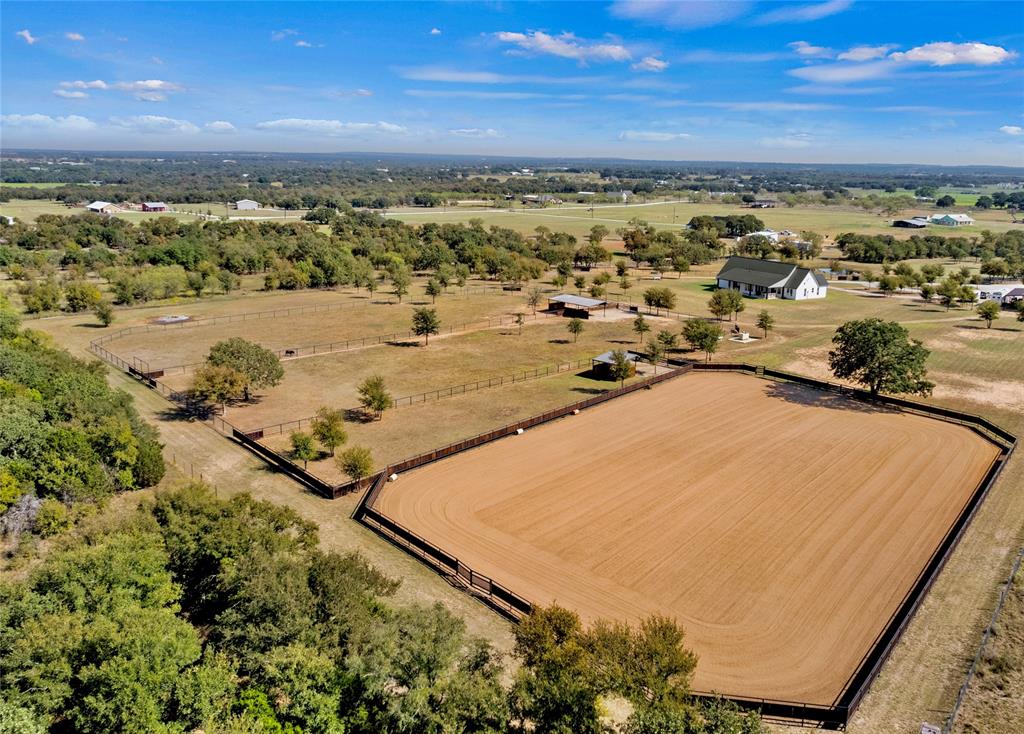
xmin=2 ymin=1 xmax=1023 ymax=164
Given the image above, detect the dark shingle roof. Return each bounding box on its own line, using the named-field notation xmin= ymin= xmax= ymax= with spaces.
xmin=717 ymin=256 xmax=795 ymax=288
xmin=717 ymin=256 xmax=827 ymax=292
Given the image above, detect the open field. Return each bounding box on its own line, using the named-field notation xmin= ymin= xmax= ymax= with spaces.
xmin=0 ymin=198 xmax=204 ymax=223
xmin=0 ymin=182 xmax=72 ymax=189
xmin=158 ymin=312 xmax=644 ymax=430
xmin=388 ymin=199 xmax=1021 ymax=239
xmin=376 ymin=371 xmax=1001 ymax=706
xmin=28 ymin=265 xmax=1024 ymax=732
xmin=107 ymin=289 xmax=534 ymax=369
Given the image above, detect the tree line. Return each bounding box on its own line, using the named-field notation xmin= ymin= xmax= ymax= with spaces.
xmin=0 ymin=481 xmax=767 ymax=734
xmin=0 ymin=297 xmax=165 ymax=537
xmin=836 ymin=230 xmax=1024 ymax=271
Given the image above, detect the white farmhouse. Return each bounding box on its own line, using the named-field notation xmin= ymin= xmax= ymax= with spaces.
xmin=716 ymin=256 xmax=828 ymax=300
xmin=235 ymin=199 xmax=260 ymax=210
xmin=930 ymin=213 xmax=974 ymax=227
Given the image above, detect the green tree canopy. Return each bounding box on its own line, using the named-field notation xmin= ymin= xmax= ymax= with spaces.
xmin=412 ymin=307 xmax=441 ymax=345
xmin=357 ymin=375 xmax=392 ymax=420
xmin=682 ymin=319 xmax=722 ymax=362
xmin=828 ymin=318 xmax=934 ymax=396
xmin=310 ymin=407 xmax=347 ymax=456
xmin=337 ymin=446 xmax=373 ymax=482
xmin=566 ymin=317 xmax=584 ymax=342
xmin=207 ymin=337 xmax=284 ymax=400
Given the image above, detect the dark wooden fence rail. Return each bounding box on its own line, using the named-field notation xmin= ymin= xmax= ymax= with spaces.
xmin=689 ymin=362 xmax=1017 ymax=724
xmin=354 ymin=360 xmax=1015 ymax=728
xmin=94 ymin=321 xmax=1017 ymax=728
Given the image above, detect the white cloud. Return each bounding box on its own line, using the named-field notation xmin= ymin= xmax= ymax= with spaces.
xmin=59 ymin=78 xmax=183 ymax=101
xmin=755 ymin=0 xmax=852 ymax=25
xmin=16 ymin=29 xmax=38 ymax=45
xmin=610 ymin=0 xmax=752 ymax=29
xmin=1 ymin=113 xmax=96 ymax=130
xmin=1000 ymin=125 xmax=1023 ymax=136
xmin=65 ymin=32 xmax=85 ymax=42
xmin=53 ymin=89 xmax=89 ymax=99
xmin=788 ymin=40 xmax=1017 ymax=86
xmin=494 ymin=31 xmax=631 ymax=63
xmin=789 ymin=41 xmax=832 ymax=58
xmin=760 ymin=133 xmax=815 ymax=149
xmin=837 ymin=44 xmax=897 ymax=62
xmin=152 ymin=56 xmax=164 ymax=65
xmin=205 ymin=120 xmax=236 ymax=133
xmin=632 ymin=56 xmax=669 ymax=72
xmin=430 ymin=28 xmax=442 ymax=35
xmin=619 ymin=130 xmax=691 ymax=142
xmin=61 ymin=79 xmax=109 ymax=89
xmin=889 ymin=42 xmax=1017 ymax=67
xmin=295 ymin=40 xmax=313 ymax=48
xmin=271 ymin=29 xmax=299 ymax=41
xmin=789 ymin=60 xmax=895 ymax=83
xmin=605 ymin=93 xmax=654 ymax=102
xmin=786 ymin=84 xmax=890 ymax=95
xmin=110 ymin=115 xmax=200 ymax=134
xmin=256 ymin=118 xmax=407 ymax=135
xmin=449 ymin=128 xmax=503 ymax=138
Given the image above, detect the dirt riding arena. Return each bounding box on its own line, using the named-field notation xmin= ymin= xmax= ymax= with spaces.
xmin=375 ymin=372 xmax=1000 ymax=707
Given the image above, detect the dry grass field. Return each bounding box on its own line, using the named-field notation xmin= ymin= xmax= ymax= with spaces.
xmin=388 ymin=199 xmax=1020 ymax=239
xmin=376 ymin=371 xmax=1000 ymax=706
xmin=109 ymin=289 xmax=535 ymax=369
xmin=159 ymin=314 xmax=644 ymax=430
xmin=26 ymin=260 xmax=1023 ymax=731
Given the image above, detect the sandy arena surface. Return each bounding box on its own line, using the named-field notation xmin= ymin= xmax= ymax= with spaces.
xmin=375 ymin=372 xmax=1000 ymax=706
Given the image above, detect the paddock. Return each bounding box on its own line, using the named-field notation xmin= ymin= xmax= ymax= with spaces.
xmin=373 ymin=372 xmax=1001 ymax=707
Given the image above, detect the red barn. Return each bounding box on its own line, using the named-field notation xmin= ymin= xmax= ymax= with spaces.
xmin=142 ymin=201 xmax=168 ymax=212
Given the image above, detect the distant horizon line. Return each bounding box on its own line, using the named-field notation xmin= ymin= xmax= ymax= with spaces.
xmin=2 ymin=147 xmax=1023 ymax=173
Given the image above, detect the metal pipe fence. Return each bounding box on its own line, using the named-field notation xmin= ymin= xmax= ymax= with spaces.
xmin=246 ymin=358 xmax=593 ymax=439
xmin=93 ymin=308 xmax=563 ymax=377
xmin=943 ymin=546 xmax=1024 ymax=733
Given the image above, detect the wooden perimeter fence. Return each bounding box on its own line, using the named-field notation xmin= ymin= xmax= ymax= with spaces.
xmin=352 ymin=360 xmax=1017 ymax=728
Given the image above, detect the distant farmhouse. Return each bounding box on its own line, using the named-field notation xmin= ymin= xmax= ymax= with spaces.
xmin=930 ymin=213 xmax=974 ymax=227
xmin=716 ymin=256 xmax=827 ymax=300
xmin=85 ymin=201 xmax=118 ymax=214
xmin=970 ymin=283 xmax=1024 ymax=307
xmin=893 ymin=218 xmax=928 ymax=229
xmin=235 ymin=199 xmax=260 ymax=210
xmin=748 ymin=199 xmax=777 ymax=209
xmin=142 ymin=202 xmax=168 ymax=212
